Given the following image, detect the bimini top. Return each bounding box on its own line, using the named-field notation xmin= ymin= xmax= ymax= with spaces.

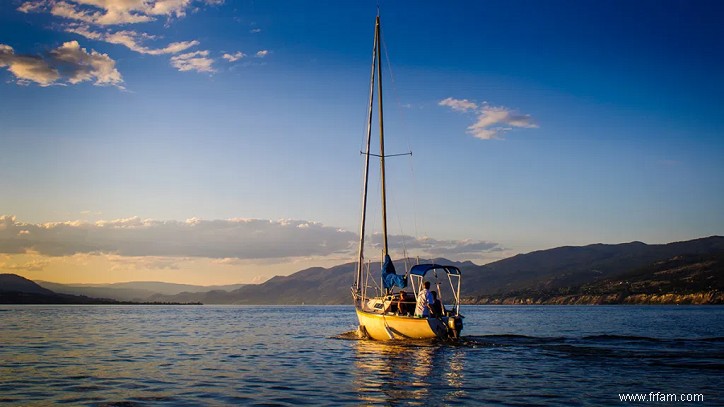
xmin=409 ymin=264 xmax=461 ymax=277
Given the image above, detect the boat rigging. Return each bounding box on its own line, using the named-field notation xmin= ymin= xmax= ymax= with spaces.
xmin=352 ymin=14 xmax=464 ymax=341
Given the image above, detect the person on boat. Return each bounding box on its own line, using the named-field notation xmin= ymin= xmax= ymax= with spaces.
xmin=383 ymin=291 xmax=404 ymax=314
xmin=396 ymin=290 xmax=412 ymax=316
xmin=430 ymin=290 xmax=443 ymax=317
xmin=415 ymin=281 xmax=435 ymax=317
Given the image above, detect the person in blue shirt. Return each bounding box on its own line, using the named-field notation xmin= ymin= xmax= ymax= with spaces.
xmin=430 ymin=290 xmax=443 ymax=317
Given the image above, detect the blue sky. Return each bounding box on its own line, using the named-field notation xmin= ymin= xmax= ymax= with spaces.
xmin=1 ymin=0 xmax=722 ymax=284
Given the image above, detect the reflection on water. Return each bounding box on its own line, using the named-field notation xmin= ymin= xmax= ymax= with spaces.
xmin=352 ymin=339 xmax=472 ymax=405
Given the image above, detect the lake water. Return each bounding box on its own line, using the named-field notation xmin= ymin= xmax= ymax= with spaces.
xmin=1 ymin=305 xmax=722 ymax=406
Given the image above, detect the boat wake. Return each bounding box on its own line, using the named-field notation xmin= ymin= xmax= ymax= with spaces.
xmin=333 ymin=331 xmax=724 ymax=369
xmin=458 ymin=334 xmax=724 ymax=369
xmin=334 ymin=330 xmax=362 ymax=340
xmin=461 ymin=334 xmax=724 ymax=346
xmin=332 ymin=330 xmax=454 ymax=347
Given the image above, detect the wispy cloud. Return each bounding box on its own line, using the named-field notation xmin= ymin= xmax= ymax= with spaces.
xmin=420 ymin=240 xmax=502 ymax=256
xmin=0 ymin=259 xmax=50 ymax=271
xmin=438 ymin=97 xmax=478 ymax=112
xmin=49 ymin=0 xmax=152 ymax=25
xmin=17 ymin=1 xmax=45 ymax=13
xmin=106 ymin=255 xmax=187 ymax=271
xmin=212 ymin=257 xmax=247 ymax=266
xmin=222 ymin=51 xmax=245 ymax=62
xmin=67 ymin=25 xmax=198 ymax=55
xmin=15 ymin=1 xmax=258 ymax=80
xmin=18 ymin=0 xmax=223 ymax=26
xmin=0 ymin=41 xmax=123 ymax=88
xmin=367 ymin=233 xmax=501 ymax=259
xmin=439 ymin=97 xmax=538 ymax=140
xmin=255 ymin=50 xmax=269 ymax=58
xmin=170 ymin=50 xmax=215 ymax=72
xmin=467 ymin=106 xmax=538 ymax=140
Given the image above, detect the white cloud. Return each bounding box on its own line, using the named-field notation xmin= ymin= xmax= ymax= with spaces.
xmin=170 ymin=50 xmax=214 ymax=72
xmin=50 ymin=40 xmax=123 ymax=86
xmin=65 ymin=24 xmax=104 ymax=40
xmin=18 ymin=0 xmax=201 ymax=26
xmin=52 ymin=0 xmax=150 ymax=25
xmin=0 ymin=215 xmax=357 ymax=259
xmin=255 ymin=50 xmax=269 ymax=58
xmin=0 ymin=215 xmax=500 ymax=263
xmin=19 ymin=0 xmax=225 ymax=25
xmin=438 ymin=97 xmax=478 ymax=112
xmin=17 ymin=1 xmax=46 ymax=14
xmin=439 ymin=97 xmax=538 ymax=140
xmin=67 ymin=25 xmax=199 ymax=55
xmin=250 ymin=28 xmax=261 ymax=34
xmin=0 ymin=41 xmax=122 ymax=88
xmin=222 ymin=51 xmax=245 ymax=62
xmin=146 ymin=0 xmax=193 ymax=18
xmin=17 ymin=1 xmax=254 ymax=78
xmin=0 ymin=44 xmax=60 ymax=86
xmin=156 ymin=40 xmax=199 ymax=55
xmin=467 ymin=106 xmax=537 ymax=140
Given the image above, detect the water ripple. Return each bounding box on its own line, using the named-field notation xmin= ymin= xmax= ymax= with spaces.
xmin=0 ymin=305 xmax=722 ymax=405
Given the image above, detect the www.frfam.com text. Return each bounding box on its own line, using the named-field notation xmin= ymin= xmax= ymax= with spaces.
xmin=619 ymin=392 xmax=704 ymax=402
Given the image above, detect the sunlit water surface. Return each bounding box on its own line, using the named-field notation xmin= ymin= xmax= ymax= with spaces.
xmin=1 ymin=305 xmax=722 ymax=406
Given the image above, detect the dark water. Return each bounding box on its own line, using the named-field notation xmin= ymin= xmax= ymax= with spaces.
xmin=0 ymin=305 xmax=722 ymax=406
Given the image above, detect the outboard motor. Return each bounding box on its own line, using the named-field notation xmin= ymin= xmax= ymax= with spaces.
xmin=447 ymin=316 xmax=463 ymax=339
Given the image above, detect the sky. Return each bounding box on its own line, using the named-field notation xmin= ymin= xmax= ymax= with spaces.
xmin=1 ymin=0 xmax=723 ymax=286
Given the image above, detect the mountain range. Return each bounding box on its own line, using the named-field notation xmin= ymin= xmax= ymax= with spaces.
xmin=0 ymin=274 xmax=190 ymax=304
xmin=150 ymin=236 xmax=724 ymax=305
xmin=2 ymin=236 xmax=722 ymax=305
xmin=35 ymin=281 xmax=245 ymax=302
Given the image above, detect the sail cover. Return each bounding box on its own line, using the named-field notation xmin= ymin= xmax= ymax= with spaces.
xmin=382 ymin=254 xmax=407 ymax=289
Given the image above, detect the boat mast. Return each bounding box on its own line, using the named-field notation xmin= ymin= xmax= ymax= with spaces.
xmin=376 ymin=15 xmax=389 ymax=258
xmin=355 ymin=15 xmax=379 ymax=298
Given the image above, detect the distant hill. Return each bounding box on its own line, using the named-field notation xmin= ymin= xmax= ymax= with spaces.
xmin=461 ymin=236 xmax=724 ymax=297
xmin=1 ymin=274 xmax=56 ymax=296
xmin=470 ymin=252 xmax=724 ymax=304
xmin=36 ymin=281 xmax=246 ymax=302
xmin=149 ymin=263 xmax=357 ymax=305
xmin=0 ymin=274 xmax=117 ymax=304
xmin=149 ymin=236 xmax=723 ymax=305
xmin=580 ymin=252 xmax=723 ymax=303
xmin=1 ymin=274 xmax=201 ymax=305
xmin=35 ymin=282 xmax=159 ymax=302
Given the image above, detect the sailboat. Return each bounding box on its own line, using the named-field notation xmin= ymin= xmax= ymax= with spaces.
xmin=352 ymin=15 xmax=464 ymax=341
